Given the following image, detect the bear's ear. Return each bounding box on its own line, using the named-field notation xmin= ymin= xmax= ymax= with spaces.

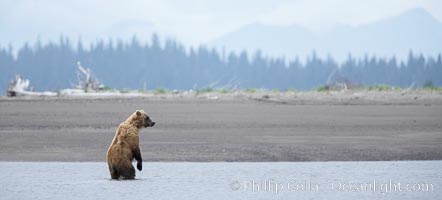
xmin=136 ymin=110 xmax=141 ymax=116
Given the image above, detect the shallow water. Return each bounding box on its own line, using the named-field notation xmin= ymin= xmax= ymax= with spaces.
xmin=1 ymin=161 xmax=440 ymax=199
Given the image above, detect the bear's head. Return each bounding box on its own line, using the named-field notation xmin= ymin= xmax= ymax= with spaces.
xmin=132 ymin=110 xmax=155 ymax=128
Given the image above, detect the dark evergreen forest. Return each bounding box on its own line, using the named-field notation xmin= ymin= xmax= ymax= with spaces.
xmin=1 ymin=35 xmax=441 ymax=92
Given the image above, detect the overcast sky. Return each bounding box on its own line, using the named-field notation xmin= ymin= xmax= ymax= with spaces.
xmin=1 ymin=0 xmax=441 ymax=48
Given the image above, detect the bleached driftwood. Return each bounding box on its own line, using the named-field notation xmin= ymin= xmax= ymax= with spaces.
xmin=6 ymin=75 xmax=56 ymax=97
xmin=76 ymin=62 xmax=104 ymax=92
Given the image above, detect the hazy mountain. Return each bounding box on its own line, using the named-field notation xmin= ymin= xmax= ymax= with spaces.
xmin=211 ymin=7 xmax=442 ymax=61
xmin=212 ymin=23 xmax=315 ymax=59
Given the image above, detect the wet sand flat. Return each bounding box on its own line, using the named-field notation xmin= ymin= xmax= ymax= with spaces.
xmin=0 ymin=94 xmax=441 ymax=161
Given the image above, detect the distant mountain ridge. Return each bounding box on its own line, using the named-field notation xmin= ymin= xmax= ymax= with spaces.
xmin=211 ymin=7 xmax=442 ymax=61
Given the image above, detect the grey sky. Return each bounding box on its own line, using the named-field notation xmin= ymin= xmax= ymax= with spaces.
xmin=1 ymin=0 xmax=441 ymax=47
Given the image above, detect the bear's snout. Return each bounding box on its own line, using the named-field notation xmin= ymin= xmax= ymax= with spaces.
xmin=144 ymin=120 xmax=155 ymax=127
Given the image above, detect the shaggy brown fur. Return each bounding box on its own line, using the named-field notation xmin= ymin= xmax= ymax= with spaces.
xmin=106 ymin=110 xmax=155 ymax=180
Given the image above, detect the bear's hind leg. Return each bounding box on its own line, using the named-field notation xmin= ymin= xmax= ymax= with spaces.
xmin=109 ymin=165 xmax=120 ymax=179
xmin=120 ymin=165 xmax=136 ymax=180
xmin=110 ymin=170 xmax=120 ymax=180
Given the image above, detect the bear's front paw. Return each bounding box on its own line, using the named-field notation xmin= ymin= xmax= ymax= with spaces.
xmin=137 ymin=162 xmax=142 ymax=171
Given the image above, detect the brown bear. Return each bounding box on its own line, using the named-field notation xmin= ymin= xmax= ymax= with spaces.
xmin=106 ymin=110 xmax=155 ymax=180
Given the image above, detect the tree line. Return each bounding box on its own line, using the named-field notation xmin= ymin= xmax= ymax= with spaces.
xmin=0 ymin=35 xmax=441 ymax=92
